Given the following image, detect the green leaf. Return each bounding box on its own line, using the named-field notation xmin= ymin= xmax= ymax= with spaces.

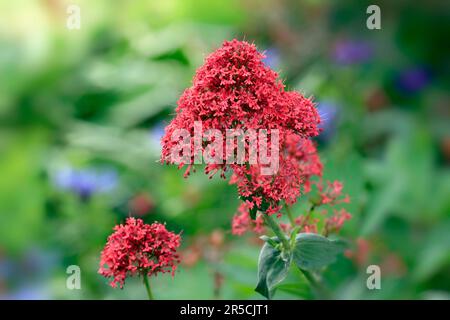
xmin=259 ymin=235 xmax=278 ymax=248
xmin=255 ymin=241 xmax=291 ymax=299
xmin=293 ymin=233 xmax=346 ymax=271
xmin=289 ymin=226 xmax=301 ymax=246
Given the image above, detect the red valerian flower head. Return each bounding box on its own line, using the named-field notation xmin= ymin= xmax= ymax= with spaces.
xmin=98 ymin=218 xmax=181 ymax=288
xmin=161 ymin=39 xmax=321 ymax=217
xmin=161 ymin=40 xmax=320 ymax=174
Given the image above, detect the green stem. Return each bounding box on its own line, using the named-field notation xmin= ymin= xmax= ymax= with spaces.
xmin=299 ymin=202 xmax=316 ymax=229
xmin=142 ymin=273 xmax=154 ymax=300
xmin=284 ymin=203 xmax=329 ymax=299
xmin=262 ymin=213 xmax=290 ymax=251
xmin=299 ymin=268 xmax=330 ymax=300
xmin=264 ymin=205 xmax=330 ymax=300
xmin=284 ymin=203 xmax=295 ymax=226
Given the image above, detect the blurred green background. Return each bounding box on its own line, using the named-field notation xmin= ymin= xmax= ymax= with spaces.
xmin=0 ymin=0 xmax=449 ymax=299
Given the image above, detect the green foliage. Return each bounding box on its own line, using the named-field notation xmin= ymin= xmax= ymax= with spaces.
xmin=0 ymin=0 xmax=448 ymax=300
xmin=292 ymin=234 xmax=346 ymax=271
xmin=255 ymin=240 xmax=291 ymax=299
xmin=256 ymin=233 xmax=347 ymax=299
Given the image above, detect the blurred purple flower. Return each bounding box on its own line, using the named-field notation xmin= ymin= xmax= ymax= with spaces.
xmin=53 ymin=166 xmax=117 ymax=200
xmin=149 ymin=122 xmax=166 ymax=145
xmin=148 ymin=122 xmax=167 ymax=155
xmin=396 ymin=66 xmax=431 ymax=94
xmin=333 ymin=39 xmax=373 ymax=65
xmin=262 ymin=47 xmax=280 ymax=69
xmin=317 ymin=101 xmax=340 ymax=143
xmin=0 ymin=248 xmax=58 ymax=300
xmin=0 ymin=259 xmax=15 ymax=279
xmin=1 ymin=285 xmax=50 ymax=300
xmin=21 ymin=248 xmax=59 ymax=278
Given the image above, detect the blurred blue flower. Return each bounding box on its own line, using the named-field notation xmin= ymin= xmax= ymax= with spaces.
xmin=53 ymin=166 xmax=117 ymax=200
xmin=0 ymin=259 xmax=15 ymax=279
xmin=333 ymin=39 xmax=373 ymax=65
xmin=262 ymin=47 xmax=281 ymax=69
xmin=0 ymin=248 xmax=58 ymax=299
xmin=21 ymin=248 xmax=59 ymax=278
xmin=149 ymin=122 xmax=166 ymax=145
xmin=396 ymin=66 xmax=431 ymax=94
xmin=316 ymin=101 xmax=340 ymax=143
xmin=1 ymin=285 xmax=50 ymax=300
xmin=148 ymin=122 xmax=167 ymax=154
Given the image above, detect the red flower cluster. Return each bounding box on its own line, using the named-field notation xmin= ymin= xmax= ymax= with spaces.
xmin=323 ymin=208 xmax=352 ymax=236
xmin=161 ymin=39 xmax=321 ymax=215
xmin=229 ymin=134 xmax=323 ymax=213
xmin=98 ymin=218 xmax=181 ymax=288
xmin=231 ymin=201 xmax=265 ymax=236
xmin=318 ymin=180 xmax=350 ymax=205
xmin=161 ymin=40 xmax=319 ymax=158
xmin=232 ymin=179 xmax=352 ymax=237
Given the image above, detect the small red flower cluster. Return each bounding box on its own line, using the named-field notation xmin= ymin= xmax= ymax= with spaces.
xmin=229 ymin=134 xmax=322 ymax=214
xmin=323 ymin=208 xmax=352 ymax=235
xmin=231 ymin=201 xmax=265 ymax=236
xmin=98 ymin=218 xmax=181 ymax=288
xmin=232 ymin=179 xmax=351 ymax=237
xmin=161 ymin=39 xmax=321 ymax=215
xmin=319 ymin=180 xmax=350 ymax=205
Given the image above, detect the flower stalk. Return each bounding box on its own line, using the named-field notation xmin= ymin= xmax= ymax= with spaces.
xmin=142 ymin=273 xmax=154 ymax=300
xmin=262 ymin=213 xmax=290 ymax=251
xmin=299 ymin=268 xmax=330 ymax=300
xmin=285 ymin=204 xmax=296 ymax=226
